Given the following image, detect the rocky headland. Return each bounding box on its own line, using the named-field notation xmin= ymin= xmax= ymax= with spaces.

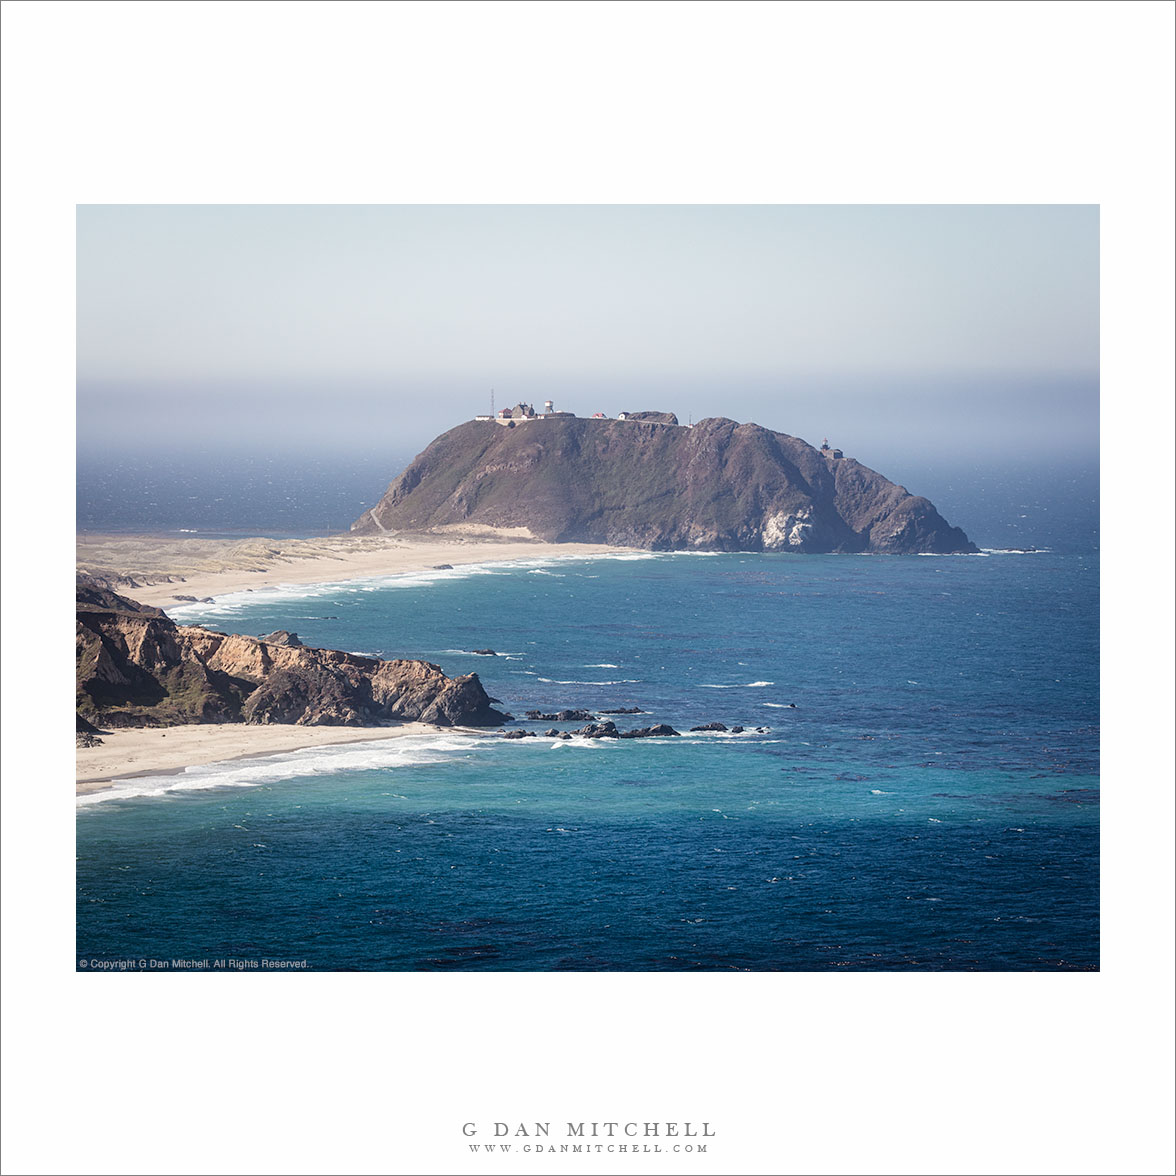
xmin=76 ymin=583 xmax=507 ymax=730
xmin=352 ymin=414 xmax=976 ymax=554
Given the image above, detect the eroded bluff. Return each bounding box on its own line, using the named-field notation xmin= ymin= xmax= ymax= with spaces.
xmin=352 ymin=415 xmax=976 ymax=554
xmin=76 ymin=584 xmax=507 ymax=729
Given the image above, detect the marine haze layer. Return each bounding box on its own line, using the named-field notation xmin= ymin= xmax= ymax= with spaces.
xmin=75 ymin=430 xmax=1099 ymax=972
xmin=353 ymin=415 xmax=975 ymax=554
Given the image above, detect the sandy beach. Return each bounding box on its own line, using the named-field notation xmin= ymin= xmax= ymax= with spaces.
xmin=77 ymin=529 xmax=635 ymax=610
xmin=75 ymin=721 xmax=474 ymax=794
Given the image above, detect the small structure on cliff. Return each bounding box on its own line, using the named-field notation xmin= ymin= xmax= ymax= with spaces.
xmin=820 ymin=438 xmax=844 ymax=459
xmin=478 ymin=400 xmax=575 ymax=425
xmin=498 ymin=402 xmax=536 ymax=422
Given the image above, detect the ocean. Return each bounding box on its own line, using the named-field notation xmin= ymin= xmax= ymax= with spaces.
xmin=75 ymin=448 xmax=410 ymax=538
xmin=76 ymin=545 xmax=1099 ymax=971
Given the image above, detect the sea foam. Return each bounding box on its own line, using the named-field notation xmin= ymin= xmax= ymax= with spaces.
xmin=536 ymin=677 xmax=638 ymax=686
xmin=76 ymin=733 xmax=494 ymax=808
xmin=166 ymin=551 xmax=660 ymax=622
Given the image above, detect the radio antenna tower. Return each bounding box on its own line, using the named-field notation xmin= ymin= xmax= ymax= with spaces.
xmin=490 ymin=388 xmax=495 ymax=415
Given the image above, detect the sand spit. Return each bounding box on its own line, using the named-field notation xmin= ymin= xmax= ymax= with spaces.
xmin=76 ymin=530 xmax=636 ymax=610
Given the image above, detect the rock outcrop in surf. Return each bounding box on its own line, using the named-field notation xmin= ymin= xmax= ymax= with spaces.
xmin=352 ymin=414 xmax=976 ymax=554
xmin=76 ymin=584 xmax=508 ymax=729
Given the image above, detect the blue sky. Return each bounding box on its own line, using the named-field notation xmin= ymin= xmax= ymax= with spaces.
xmin=77 ymin=204 xmax=1098 ymax=466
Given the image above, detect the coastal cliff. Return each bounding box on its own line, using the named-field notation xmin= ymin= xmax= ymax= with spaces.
xmin=76 ymin=584 xmax=507 ymax=729
xmin=352 ymin=415 xmax=976 ymax=554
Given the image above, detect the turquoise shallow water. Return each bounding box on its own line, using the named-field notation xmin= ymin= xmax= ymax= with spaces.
xmin=76 ymin=552 xmax=1098 ymax=970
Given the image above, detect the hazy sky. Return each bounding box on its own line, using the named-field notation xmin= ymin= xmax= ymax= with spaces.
xmin=77 ymin=204 xmax=1098 ymax=467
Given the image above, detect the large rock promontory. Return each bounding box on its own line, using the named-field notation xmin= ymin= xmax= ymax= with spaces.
xmin=76 ymin=584 xmax=507 ymax=729
xmin=352 ymin=414 xmax=976 ymax=554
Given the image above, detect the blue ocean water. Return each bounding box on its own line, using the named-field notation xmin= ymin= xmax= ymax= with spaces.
xmin=76 ymin=449 xmax=410 ymax=537
xmin=76 ymin=550 xmax=1099 ymax=970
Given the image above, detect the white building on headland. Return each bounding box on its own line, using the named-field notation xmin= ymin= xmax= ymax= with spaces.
xmin=476 ymin=404 xmax=687 ymax=426
xmin=476 ymin=400 xmax=576 ymax=426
